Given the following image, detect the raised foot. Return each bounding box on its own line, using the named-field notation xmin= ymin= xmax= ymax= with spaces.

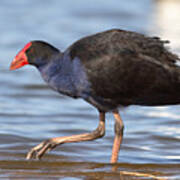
xmin=26 ymin=139 xmax=57 ymax=160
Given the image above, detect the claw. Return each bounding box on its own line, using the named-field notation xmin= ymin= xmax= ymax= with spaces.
xmin=26 ymin=139 xmax=57 ymax=160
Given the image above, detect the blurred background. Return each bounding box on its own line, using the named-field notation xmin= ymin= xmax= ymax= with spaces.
xmin=0 ymin=0 xmax=180 ymax=179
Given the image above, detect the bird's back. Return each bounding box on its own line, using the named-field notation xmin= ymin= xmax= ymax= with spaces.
xmin=68 ymin=29 xmax=179 ymax=66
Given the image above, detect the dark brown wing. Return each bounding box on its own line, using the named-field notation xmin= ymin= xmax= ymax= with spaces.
xmin=68 ymin=29 xmax=180 ymax=107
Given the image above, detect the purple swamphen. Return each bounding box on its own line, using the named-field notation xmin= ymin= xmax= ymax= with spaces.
xmin=10 ymin=29 xmax=180 ymax=163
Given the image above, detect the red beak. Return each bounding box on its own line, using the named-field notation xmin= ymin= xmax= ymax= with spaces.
xmin=10 ymin=42 xmax=32 ymax=70
xmin=10 ymin=51 xmax=29 ymax=70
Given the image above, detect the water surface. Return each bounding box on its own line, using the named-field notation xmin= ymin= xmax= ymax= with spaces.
xmin=0 ymin=0 xmax=180 ymax=179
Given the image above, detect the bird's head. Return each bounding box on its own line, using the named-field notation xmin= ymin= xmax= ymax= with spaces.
xmin=10 ymin=41 xmax=60 ymax=70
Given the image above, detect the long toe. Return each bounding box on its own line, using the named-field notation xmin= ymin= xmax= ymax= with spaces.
xmin=26 ymin=149 xmax=36 ymax=160
xmin=26 ymin=142 xmax=44 ymax=160
xmin=26 ymin=140 xmax=56 ymax=160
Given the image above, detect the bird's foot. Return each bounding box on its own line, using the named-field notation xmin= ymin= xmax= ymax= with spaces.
xmin=26 ymin=139 xmax=57 ymax=160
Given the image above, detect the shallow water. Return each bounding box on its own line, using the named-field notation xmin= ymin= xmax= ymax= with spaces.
xmin=0 ymin=0 xmax=180 ymax=179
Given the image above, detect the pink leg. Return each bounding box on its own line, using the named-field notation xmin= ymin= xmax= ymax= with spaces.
xmin=111 ymin=110 xmax=124 ymax=163
xmin=26 ymin=112 xmax=106 ymax=160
